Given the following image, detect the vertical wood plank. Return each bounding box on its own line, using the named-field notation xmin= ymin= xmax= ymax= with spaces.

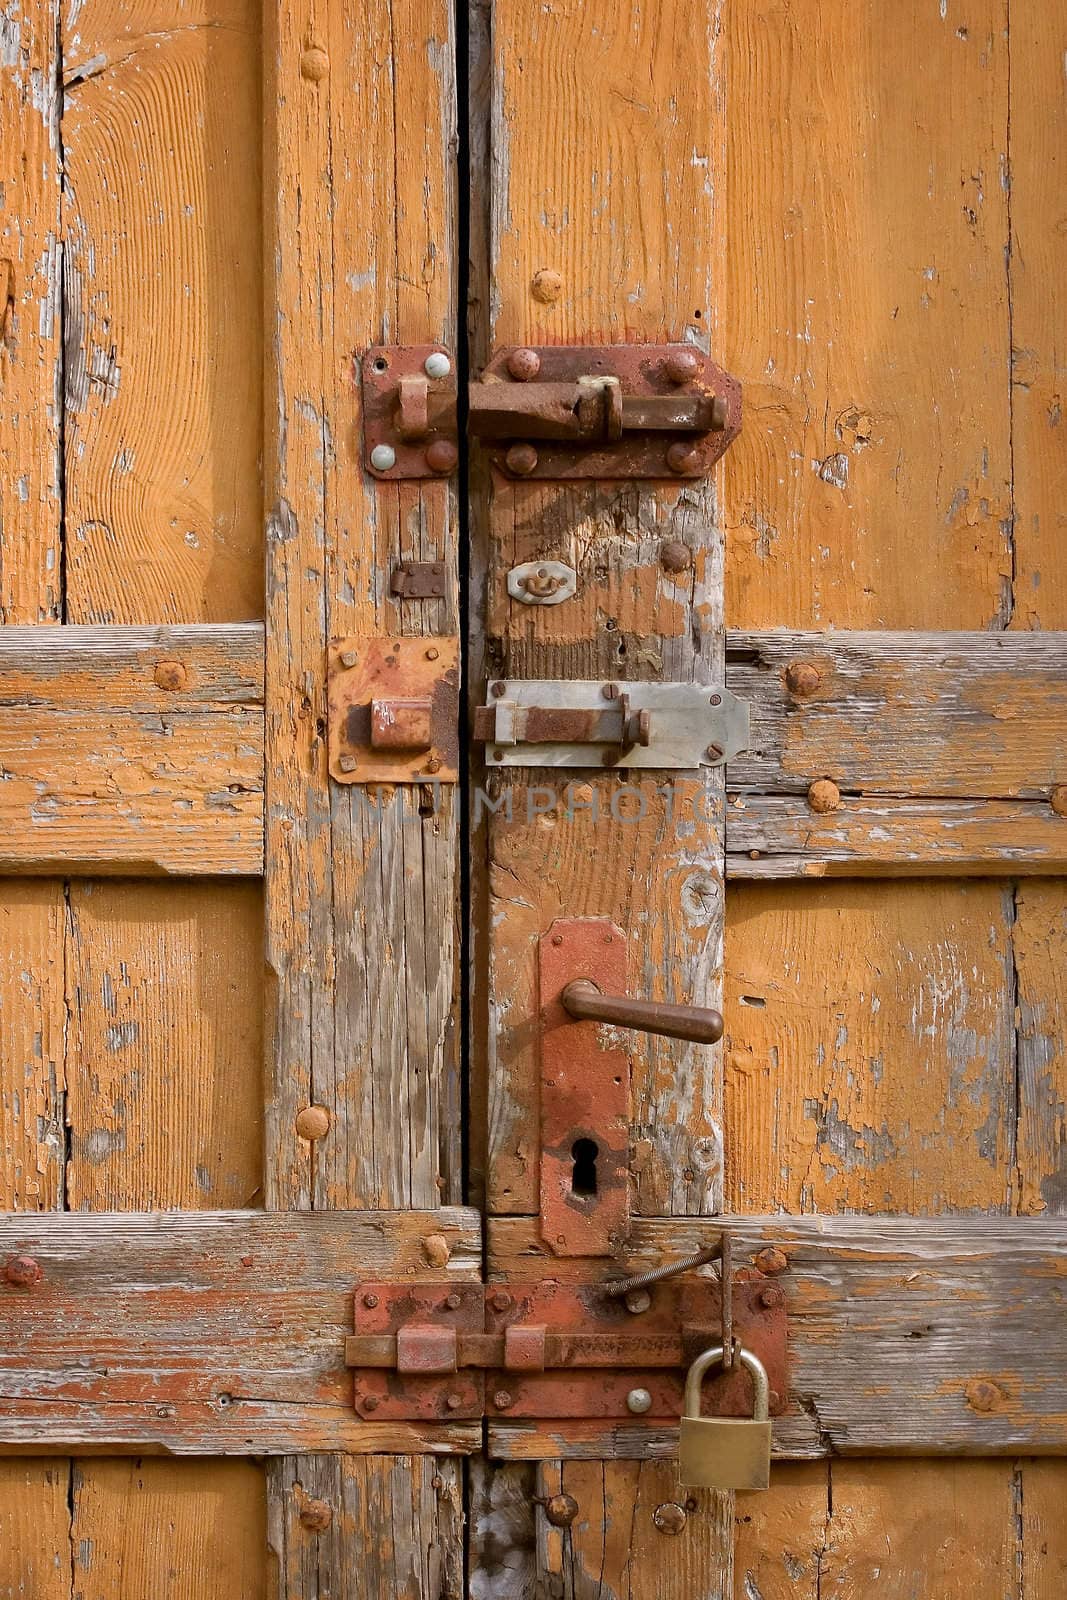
xmin=262 ymin=0 xmax=461 ymax=1584
xmin=721 ymin=0 xmax=1011 ymax=631
xmin=731 ymin=1464 xmax=828 ymax=1600
xmin=1014 ymin=882 xmax=1067 ymax=1217
xmin=0 ymin=1459 xmax=70 ymax=1599
xmin=0 ymin=881 xmax=66 ymax=1211
xmin=1021 ymin=1461 xmax=1067 ymax=1595
xmin=70 ymin=1459 xmax=267 ymax=1599
xmin=60 ymin=0 xmax=263 ymax=623
xmin=1009 ymin=0 xmax=1067 ymax=630
xmin=0 ymin=0 xmax=61 ymax=622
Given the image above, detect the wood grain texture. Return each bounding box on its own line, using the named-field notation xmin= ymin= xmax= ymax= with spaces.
xmin=0 ymin=1207 xmax=480 ymax=1452
xmin=0 ymin=881 xmax=66 ymax=1210
xmin=1015 ymin=882 xmax=1067 ymax=1217
xmin=60 ymin=0 xmax=263 ymax=624
xmin=1010 ymin=1 xmax=1067 ymax=631
xmin=731 ymin=1463 xmax=828 ymax=1600
xmin=719 ymin=0 xmax=1011 ymax=632
xmin=64 ymin=879 xmax=264 ymax=1209
xmin=70 ymin=1458 xmax=267 ymax=1598
xmin=0 ymin=624 xmax=263 ymax=874
xmin=726 ymin=631 xmax=1067 ymax=799
xmin=0 ymin=1458 xmax=69 ymax=1598
xmin=1020 ymin=1461 xmax=1067 ymax=1596
xmin=0 ymin=0 xmax=61 ymax=624
xmin=723 ymin=879 xmax=1016 ymax=1215
xmin=487 ymin=1216 xmax=1067 ymax=1459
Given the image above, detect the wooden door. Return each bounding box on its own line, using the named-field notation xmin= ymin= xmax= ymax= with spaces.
xmin=0 ymin=0 xmax=1064 ymax=1597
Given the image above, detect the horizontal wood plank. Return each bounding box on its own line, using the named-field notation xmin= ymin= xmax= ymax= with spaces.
xmin=0 ymin=624 xmax=264 ymax=874
xmin=488 ymin=1216 xmax=1067 ymax=1460
xmin=0 ymin=1208 xmax=480 ymax=1454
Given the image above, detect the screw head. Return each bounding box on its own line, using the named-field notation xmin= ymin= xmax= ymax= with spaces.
xmin=423 ymin=757 xmax=442 ymax=775
xmin=426 ymin=438 xmax=458 ymax=474
xmin=666 ymin=442 xmax=703 ymax=476
xmin=492 ymin=1389 xmax=514 ymax=1410
xmin=362 ymin=1393 xmax=380 ymax=1411
xmin=340 ymin=649 xmax=358 ymax=668
xmin=363 ymin=1292 xmax=380 ymax=1309
xmin=705 ymin=743 xmax=724 ymax=761
xmin=785 ymin=660 xmax=821 ymax=697
xmin=602 ymin=682 xmax=620 ymax=700
xmin=663 ymin=349 xmax=700 ymax=385
xmin=295 ymin=1104 xmax=330 ymax=1141
xmin=507 ymin=347 xmax=542 ymax=381
xmin=504 ymin=442 xmax=538 ymax=477
xmin=624 ymin=1288 xmax=652 ymax=1315
xmin=543 ymin=1494 xmax=579 ymax=1529
xmin=489 ymin=1289 xmax=513 ymax=1313
xmin=370 ymin=443 xmax=397 ymax=472
xmin=759 ymin=1284 xmax=784 ymax=1309
xmin=424 ymin=351 xmax=451 ymax=379
xmin=3 ymin=1255 xmax=41 ymax=1288
xmin=626 ymin=1387 xmax=653 ymax=1415
xmin=425 ymin=646 xmax=440 ymax=660
xmin=445 ymin=1392 xmax=463 ymax=1411
xmin=652 ymin=1502 xmax=688 ymax=1535
xmin=338 ymin=754 xmax=357 ymax=773
xmin=807 ymin=778 xmax=841 ymax=813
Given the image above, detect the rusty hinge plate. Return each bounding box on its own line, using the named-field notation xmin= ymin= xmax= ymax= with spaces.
xmin=470 ymin=344 xmax=741 ymax=482
xmin=347 ymin=1273 xmax=788 ymax=1424
xmin=327 ymin=636 xmax=459 ymax=785
xmin=361 ymin=345 xmax=459 ymax=481
xmin=390 ymin=561 xmax=448 ymax=599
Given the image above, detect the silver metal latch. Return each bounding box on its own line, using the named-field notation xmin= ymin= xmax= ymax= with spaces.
xmin=473 ymin=681 xmax=750 ymax=770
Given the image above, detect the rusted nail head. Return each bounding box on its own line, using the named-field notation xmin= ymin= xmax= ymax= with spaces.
xmin=492 ymin=1389 xmax=514 ymax=1410
xmin=758 ymin=1284 xmax=784 ymax=1309
xmin=965 ymin=1378 xmax=1004 ymax=1413
xmin=298 ymin=1497 xmax=333 ymax=1532
xmin=663 ymin=349 xmax=701 ymax=385
xmin=705 ymin=744 xmax=724 ymax=761
xmin=426 ymin=438 xmax=459 ymax=474
xmin=423 ymin=1232 xmax=452 ymax=1268
xmin=489 ymin=1288 xmax=512 ymax=1313
xmin=445 ymin=1292 xmax=463 ymax=1310
xmin=338 ymin=754 xmax=357 ymax=773
xmin=363 ymin=1292 xmax=380 ymax=1309
xmin=295 ymin=1104 xmax=330 ymax=1141
xmin=340 ymin=649 xmax=358 ymax=668
xmin=490 ymin=681 xmax=507 ymax=698
xmin=425 ymin=646 xmax=440 ymax=660
xmin=507 ymin=347 xmax=542 ymax=381
xmin=754 ymin=1246 xmax=789 ymax=1276
xmin=1051 ymin=785 xmax=1067 ymax=817
xmin=445 ymin=1392 xmax=463 ymax=1411
xmin=362 ymin=1393 xmax=380 ymax=1411
xmin=4 ymin=1255 xmax=41 ymax=1288
xmin=659 ymin=539 xmax=691 ymax=573
xmin=424 ymin=757 xmax=442 ymax=774
xmin=543 ymin=1493 xmax=579 ymax=1529
xmin=504 ymin=443 xmax=539 ymax=477
xmin=807 ymin=778 xmax=841 ymax=814
xmin=710 ymin=692 xmax=722 ymax=706
xmin=666 ymin=441 xmax=704 ymax=476
xmin=531 ymin=269 xmax=563 ymax=305
xmin=153 ymin=660 xmax=188 ymax=692
xmin=652 ymin=1502 xmax=688 ymax=1535
xmin=785 ymin=661 xmax=821 ymax=697
xmin=624 ymin=1288 xmax=652 ymax=1315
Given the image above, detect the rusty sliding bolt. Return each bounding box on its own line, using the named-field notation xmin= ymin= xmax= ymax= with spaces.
xmin=560 ymin=980 xmax=724 ymax=1044
xmin=468 ymin=378 xmax=726 ymax=444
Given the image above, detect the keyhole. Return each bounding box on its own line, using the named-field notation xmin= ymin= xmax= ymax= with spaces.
xmin=571 ymin=1138 xmax=599 ymax=1197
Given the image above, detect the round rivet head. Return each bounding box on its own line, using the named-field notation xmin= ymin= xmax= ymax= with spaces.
xmin=754 ymin=1246 xmax=789 ymax=1276
xmin=493 ymin=1389 xmax=514 ymax=1411
xmin=659 ymin=539 xmax=691 ymax=573
xmin=807 ymin=778 xmax=841 ymax=813
xmin=154 ymin=660 xmax=188 ymax=692
xmin=663 ymin=349 xmax=700 ymax=385
xmin=425 ymin=438 xmax=458 ymax=474
xmin=626 ymin=1387 xmax=653 ymax=1414
xmin=370 ymin=443 xmax=397 ymax=472
xmin=300 ymin=46 xmax=329 ymax=80
xmin=507 ymin=347 xmax=542 ymax=381
xmin=424 ymin=351 xmax=451 ymax=379
xmin=298 ymin=1497 xmax=333 ymax=1532
xmin=4 ymin=1255 xmax=41 ymax=1288
xmin=504 ymin=443 xmax=538 ymax=477
xmin=624 ymin=1288 xmax=652 ymax=1315
xmin=543 ymin=1494 xmax=579 ymax=1530
xmin=652 ymin=1502 xmax=688 ymax=1535
xmin=531 ymin=269 xmax=563 ymax=304
xmin=295 ymin=1105 xmax=330 ymax=1141
xmin=490 ymin=1288 xmax=512 ymax=1313
xmin=758 ymin=1283 xmax=784 ymax=1310
xmin=666 ymin=442 xmax=703 ymax=476
xmin=362 ymin=1292 xmax=379 ymax=1309
xmin=423 ymin=1232 xmax=452 ymax=1268
xmin=785 ymin=660 xmax=821 ymax=697
xmin=1051 ymin=785 xmax=1067 ymax=817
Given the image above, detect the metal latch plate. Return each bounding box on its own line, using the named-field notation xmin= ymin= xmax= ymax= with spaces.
xmin=328 ymin=636 xmax=459 ymax=784
xmin=477 ymin=681 xmax=750 ymax=770
xmin=360 ymin=345 xmax=459 ymax=480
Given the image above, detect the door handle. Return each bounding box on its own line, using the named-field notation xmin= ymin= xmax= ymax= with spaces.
xmin=560 ymin=979 xmax=723 ymax=1044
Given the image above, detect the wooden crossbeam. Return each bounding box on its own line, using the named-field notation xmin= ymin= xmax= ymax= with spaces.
xmin=0 ymin=624 xmax=1062 ymax=876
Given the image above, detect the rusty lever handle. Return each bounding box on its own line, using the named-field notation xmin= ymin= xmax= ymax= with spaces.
xmin=561 ymin=979 xmax=723 ymax=1044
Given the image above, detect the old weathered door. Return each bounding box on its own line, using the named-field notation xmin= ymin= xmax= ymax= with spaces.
xmin=1 ymin=0 xmax=1065 ymax=1593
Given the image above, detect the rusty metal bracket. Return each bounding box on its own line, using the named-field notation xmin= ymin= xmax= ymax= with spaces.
xmin=539 ymin=918 xmax=631 ymax=1258
xmin=361 ymin=346 xmax=459 ymax=480
xmin=390 ymin=561 xmax=447 ymax=599
xmin=346 ymin=1269 xmax=789 ymax=1426
xmin=327 ymin=636 xmax=459 ymax=785
xmin=469 ymin=344 xmax=741 ymax=481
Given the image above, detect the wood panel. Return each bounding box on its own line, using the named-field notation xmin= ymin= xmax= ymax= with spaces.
xmin=720 ymin=0 xmax=1011 ymax=632
xmin=70 ymin=1459 xmax=267 ymax=1599
xmin=60 ymin=0 xmax=263 ymax=624
xmin=0 ymin=1207 xmax=481 ymax=1452
xmin=722 ymin=879 xmax=1015 ymax=1215
xmin=0 ymin=1459 xmax=69 ymax=1599
xmin=0 ymin=0 xmax=61 ymax=624
xmin=0 ymin=881 xmax=66 ymax=1210
xmin=1015 ymin=882 xmax=1067 ymax=1217
xmin=1010 ymin=2 xmax=1067 ymax=631
xmin=487 ymin=1216 xmax=1066 ymax=1460
xmin=0 ymin=624 xmax=263 ymax=874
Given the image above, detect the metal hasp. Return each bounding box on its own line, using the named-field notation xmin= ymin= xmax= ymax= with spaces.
xmin=469 ymin=344 xmax=741 ymax=481
xmin=360 ymin=345 xmax=459 ymax=480
xmin=474 ymin=680 xmax=750 ymax=770
xmin=327 ymin=636 xmax=459 ymax=784
xmin=346 ymin=1268 xmax=788 ymax=1428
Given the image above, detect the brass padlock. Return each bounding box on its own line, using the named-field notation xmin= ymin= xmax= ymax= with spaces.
xmin=677 ymin=1343 xmax=771 ymax=1491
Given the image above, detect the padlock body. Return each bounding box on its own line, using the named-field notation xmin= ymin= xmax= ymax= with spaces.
xmin=678 ymin=1415 xmax=771 ymax=1491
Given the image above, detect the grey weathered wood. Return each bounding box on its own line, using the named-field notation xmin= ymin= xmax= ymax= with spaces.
xmin=0 ymin=623 xmax=264 ymax=874
xmin=0 ymin=1208 xmax=480 ymax=1454
xmin=726 ymin=630 xmax=1067 ymax=798
xmin=488 ymin=1216 xmax=1067 ymax=1459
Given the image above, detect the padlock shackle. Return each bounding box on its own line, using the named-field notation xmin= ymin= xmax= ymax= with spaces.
xmin=683 ymin=1343 xmax=770 ymax=1422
